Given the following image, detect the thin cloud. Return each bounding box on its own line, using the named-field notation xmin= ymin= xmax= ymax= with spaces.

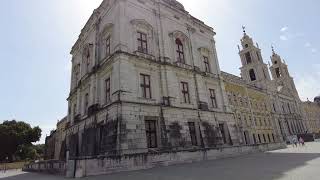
xmin=280 ymin=26 xmax=288 ymax=32
xmin=280 ymin=35 xmax=288 ymax=41
xmin=311 ymin=48 xmax=318 ymax=53
xmin=305 ymin=42 xmax=311 ymax=47
xmin=296 ymin=70 xmax=320 ymax=101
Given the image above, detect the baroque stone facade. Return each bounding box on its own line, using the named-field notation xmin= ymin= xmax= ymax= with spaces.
xmin=302 ymin=97 xmax=320 ymax=135
xmin=42 ymin=0 xmax=320 ymax=177
xmin=222 ymin=31 xmax=308 ymax=144
xmin=66 ymin=0 xmax=237 ymax=161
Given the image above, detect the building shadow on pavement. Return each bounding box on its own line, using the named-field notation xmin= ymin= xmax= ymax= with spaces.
xmin=0 ymin=172 xmax=66 ymax=180
xmin=2 ymin=151 xmax=320 ymax=180
xmin=82 ymin=152 xmax=320 ymax=180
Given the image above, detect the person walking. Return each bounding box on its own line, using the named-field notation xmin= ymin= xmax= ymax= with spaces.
xmin=292 ymin=137 xmax=298 ymax=147
xmin=299 ymin=137 xmax=305 ymax=146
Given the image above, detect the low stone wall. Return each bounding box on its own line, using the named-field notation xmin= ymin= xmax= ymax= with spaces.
xmin=23 ymin=160 xmax=65 ymax=175
xmin=68 ymin=143 xmax=285 ymax=178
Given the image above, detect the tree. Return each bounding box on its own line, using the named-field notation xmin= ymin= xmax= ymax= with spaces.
xmin=0 ymin=120 xmax=42 ymax=161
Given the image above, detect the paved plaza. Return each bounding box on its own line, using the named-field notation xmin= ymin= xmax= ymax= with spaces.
xmin=1 ymin=142 xmax=320 ymax=180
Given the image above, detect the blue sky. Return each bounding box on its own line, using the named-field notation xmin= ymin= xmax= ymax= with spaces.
xmin=0 ymin=0 xmax=319 ymax=143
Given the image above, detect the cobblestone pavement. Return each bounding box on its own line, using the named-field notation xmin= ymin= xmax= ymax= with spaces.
xmin=1 ymin=142 xmax=320 ymax=180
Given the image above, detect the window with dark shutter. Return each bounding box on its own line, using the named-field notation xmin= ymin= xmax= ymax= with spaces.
xmin=86 ymin=49 xmax=90 ymax=73
xmin=272 ymin=134 xmax=275 ymax=142
xmin=275 ymin=68 xmax=281 ymax=78
xmin=85 ymin=93 xmax=89 ymax=114
xmin=137 ymin=32 xmax=148 ymax=54
xmin=256 ymin=51 xmax=261 ymax=61
xmin=106 ymin=36 xmax=111 ymax=56
xmin=245 ymin=52 xmax=252 ymax=64
xmin=140 ymin=74 xmax=151 ymax=99
xmin=176 ymin=39 xmax=185 ymax=63
xmin=249 ymin=69 xmax=256 ymax=81
xmin=253 ymin=133 xmax=257 ymax=144
xmin=188 ymin=122 xmax=197 ymax=146
xmin=181 ymin=82 xmax=190 ymax=103
xmin=209 ymin=89 xmax=217 ymax=108
xmin=204 ymin=56 xmax=210 ymax=73
xmin=73 ymin=104 xmax=77 ymax=120
xmin=105 ymin=78 xmax=111 ymax=104
xmin=145 ymin=120 xmax=157 ymax=148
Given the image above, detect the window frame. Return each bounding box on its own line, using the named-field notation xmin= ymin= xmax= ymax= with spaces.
xmin=275 ymin=68 xmax=281 ymax=78
xmin=86 ymin=49 xmax=90 ymax=73
xmin=105 ymin=36 xmax=111 ymax=56
xmin=249 ymin=69 xmax=256 ymax=81
xmin=188 ymin=122 xmax=198 ymax=146
xmin=140 ymin=74 xmax=152 ymax=99
xmin=203 ymin=56 xmax=211 ymax=73
xmin=105 ymin=78 xmax=111 ymax=104
xmin=181 ymin=82 xmax=190 ymax=104
xmin=137 ymin=32 xmax=148 ymax=54
xmin=245 ymin=52 xmax=252 ymax=64
xmin=145 ymin=120 xmax=157 ymax=148
xmin=176 ymin=39 xmax=185 ymax=63
xmin=84 ymin=93 xmax=89 ymax=114
xmin=209 ymin=89 xmax=218 ymax=108
xmin=73 ymin=103 xmax=77 ymax=120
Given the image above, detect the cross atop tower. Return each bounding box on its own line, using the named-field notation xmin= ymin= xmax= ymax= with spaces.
xmin=242 ymin=25 xmax=246 ymax=35
xmin=271 ymin=45 xmax=275 ymax=54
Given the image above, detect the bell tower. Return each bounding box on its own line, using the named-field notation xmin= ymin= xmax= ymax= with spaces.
xmin=269 ymin=47 xmax=299 ymax=96
xmin=238 ymin=27 xmax=271 ymax=89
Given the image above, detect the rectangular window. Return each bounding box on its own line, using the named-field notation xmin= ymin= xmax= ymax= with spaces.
xmin=105 ymin=78 xmax=111 ymax=104
xmin=176 ymin=39 xmax=185 ymax=63
xmin=84 ymin=93 xmax=89 ymax=114
xmin=219 ymin=123 xmax=227 ymax=144
xmin=245 ymin=52 xmax=252 ymax=64
xmin=275 ymin=68 xmax=281 ymax=78
xmin=181 ymin=82 xmax=190 ymax=103
xmin=209 ymin=89 xmax=217 ymax=108
xmin=188 ymin=122 xmax=198 ymax=146
xmin=287 ymin=103 xmax=291 ymax=114
xmin=273 ymin=103 xmax=276 ymax=112
xmin=256 ymin=51 xmax=261 ymax=61
xmin=145 ymin=120 xmax=157 ymax=148
xmin=106 ymin=36 xmax=111 ymax=56
xmin=244 ymin=131 xmax=249 ymax=144
xmin=73 ymin=64 xmax=80 ymax=84
xmin=203 ymin=56 xmax=210 ymax=73
xmin=268 ymin=134 xmax=271 ymax=143
xmin=253 ymin=133 xmax=257 ymax=144
xmin=258 ymin=134 xmax=262 ymax=143
xmin=272 ymin=134 xmax=275 ymax=142
xmin=86 ymin=54 xmax=90 ymax=73
xmin=140 ymin=74 xmax=151 ymax=99
xmin=73 ymin=104 xmax=77 ymax=120
xmin=137 ymin=32 xmax=148 ymax=54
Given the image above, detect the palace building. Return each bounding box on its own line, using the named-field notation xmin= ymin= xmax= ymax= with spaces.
xmin=40 ymin=0 xmax=320 ymax=177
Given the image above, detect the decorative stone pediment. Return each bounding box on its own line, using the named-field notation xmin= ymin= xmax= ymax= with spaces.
xmin=169 ymin=30 xmax=189 ymax=42
xmin=130 ymin=19 xmax=153 ymax=31
xmin=198 ymin=47 xmax=211 ymax=54
xmin=100 ymin=23 xmax=114 ymax=36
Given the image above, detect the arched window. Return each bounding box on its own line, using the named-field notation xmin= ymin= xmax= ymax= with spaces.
xmin=245 ymin=52 xmax=252 ymax=64
xmin=249 ymin=69 xmax=256 ymax=81
xmin=83 ymin=44 xmax=92 ymax=74
xmin=176 ymin=38 xmax=185 ymax=63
